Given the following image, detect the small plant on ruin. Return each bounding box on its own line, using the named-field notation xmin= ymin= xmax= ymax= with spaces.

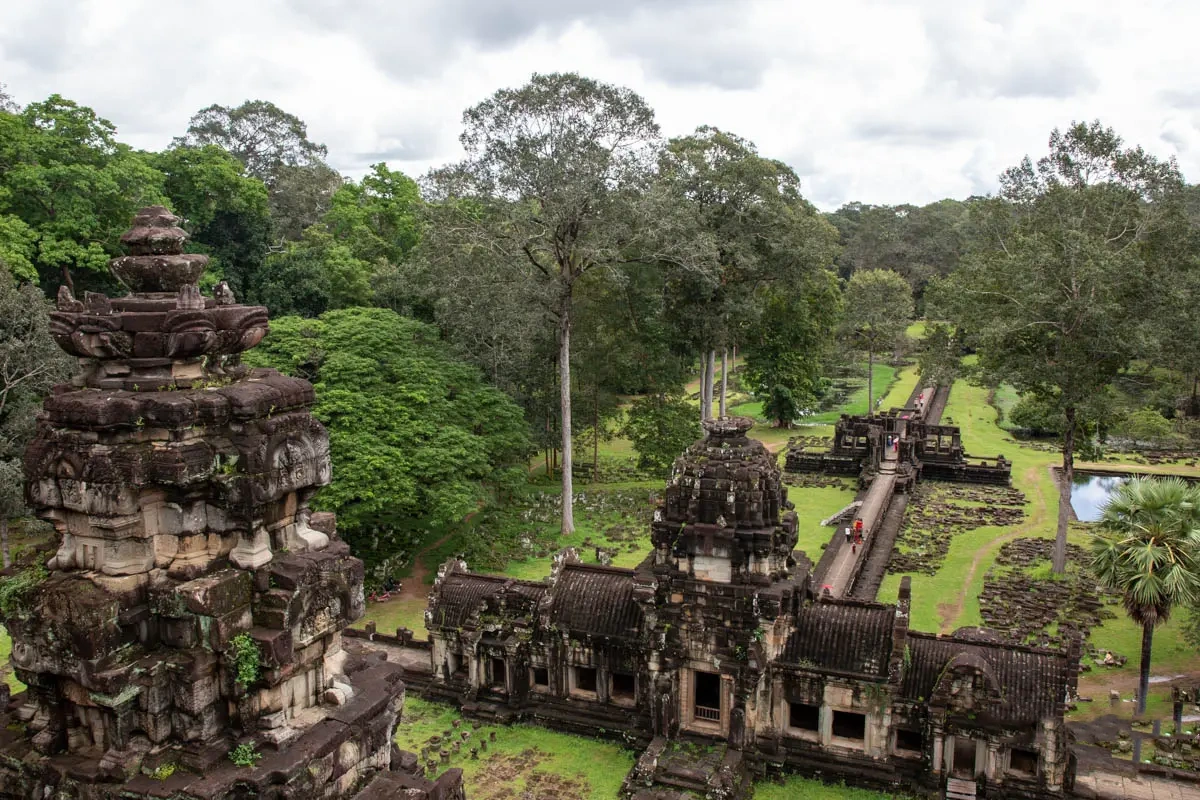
xmin=150 ymin=762 xmax=177 ymax=780
xmin=229 ymin=633 xmax=262 ymax=686
xmin=0 ymin=563 xmax=48 ymax=617
xmin=228 ymin=742 xmax=261 ymax=767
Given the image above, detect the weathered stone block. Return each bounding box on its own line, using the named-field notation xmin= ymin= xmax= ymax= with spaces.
xmin=176 ymin=569 xmax=252 ymax=617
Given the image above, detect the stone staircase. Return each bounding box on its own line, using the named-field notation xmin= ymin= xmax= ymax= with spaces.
xmin=945 ymin=777 xmax=978 ymax=800
xmin=622 ymin=737 xmax=752 ymax=800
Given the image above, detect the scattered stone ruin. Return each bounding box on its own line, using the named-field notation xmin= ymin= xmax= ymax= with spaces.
xmin=0 ymin=208 xmax=463 ymax=800
xmin=422 ymin=417 xmax=1077 ymax=799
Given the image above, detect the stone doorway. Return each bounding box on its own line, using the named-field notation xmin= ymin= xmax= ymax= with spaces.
xmin=952 ymin=736 xmax=978 ymax=779
xmin=681 ymin=667 xmax=728 ymax=734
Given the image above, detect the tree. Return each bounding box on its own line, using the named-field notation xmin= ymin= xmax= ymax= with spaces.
xmin=175 ymin=100 xmax=327 ymax=182
xmin=623 ymin=394 xmax=701 ymax=476
xmin=1092 ymin=477 xmax=1200 ymax=714
xmin=658 ymin=127 xmax=838 ymax=419
xmin=1147 ymin=184 xmax=1200 ymax=416
xmin=916 ymin=322 xmax=961 ymax=388
xmin=827 ymin=199 xmax=969 ymax=310
xmin=841 ymin=269 xmax=913 ymax=409
xmin=0 ymin=268 xmax=72 ymax=566
xmin=267 ymin=161 xmax=344 ymax=242
xmin=0 ymin=95 xmax=166 ymax=292
xmin=420 ymin=72 xmax=710 ymax=534
xmin=742 ymin=270 xmax=841 ymax=426
xmin=0 ymin=83 xmax=18 ymax=113
xmin=940 ymin=121 xmax=1182 ymax=574
xmin=175 ymin=100 xmax=339 ymax=242
xmin=151 ymin=144 xmax=272 ymax=297
xmin=244 ymin=308 xmax=531 ymax=584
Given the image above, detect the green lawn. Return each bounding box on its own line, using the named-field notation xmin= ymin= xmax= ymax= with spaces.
xmin=791 ymin=481 xmax=858 ymax=558
xmin=754 ymin=776 xmax=907 ymax=800
xmin=875 ymin=375 xmax=1200 ymax=692
xmin=806 ymin=362 xmax=899 ymax=424
xmin=398 ymin=696 xmax=906 ymax=799
xmin=397 ymin=696 xmax=635 ymax=798
xmin=878 ymin=365 xmax=920 ymax=410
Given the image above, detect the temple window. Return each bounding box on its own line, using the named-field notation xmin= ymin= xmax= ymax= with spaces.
xmin=1009 ymin=748 xmax=1038 ymax=776
xmin=788 ymin=702 xmax=820 ymax=734
xmin=571 ymin=666 xmax=598 ymax=697
xmin=693 ymin=671 xmax=722 ymax=722
xmin=895 ymin=728 xmax=923 ymax=755
xmin=531 ymin=667 xmax=549 ymax=690
xmin=610 ymin=671 xmax=636 ymax=705
xmin=832 ymin=710 xmax=866 ymax=741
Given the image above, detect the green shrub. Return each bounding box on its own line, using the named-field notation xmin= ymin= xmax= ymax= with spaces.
xmin=0 ymin=563 xmax=48 ymax=617
xmin=228 ymin=634 xmax=261 ymax=686
xmin=1115 ymin=408 xmax=1175 ymax=447
xmin=228 ymin=742 xmax=261 ymax=767
xmin=622 ymin=394 xmax=700 ymax=477
xmin=1009 ymin=395 xmax=1063 ymax=436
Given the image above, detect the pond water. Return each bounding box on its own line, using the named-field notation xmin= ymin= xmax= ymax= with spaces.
xmin=1070 ymin=473 xmax=1127 ymax=522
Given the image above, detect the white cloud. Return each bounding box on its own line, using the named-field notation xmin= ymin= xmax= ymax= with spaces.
xmin=1 ymin=0 xmax=1197 ymax=210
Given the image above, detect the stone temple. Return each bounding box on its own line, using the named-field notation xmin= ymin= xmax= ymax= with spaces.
xmin=0 ymin=208 xmax=463 ymax=800
xmin=420 ymin=416 xmax=1079 ymax=799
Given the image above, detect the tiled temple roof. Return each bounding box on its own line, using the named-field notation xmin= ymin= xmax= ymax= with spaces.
xmin=427 ymin=573 xmax=546 ymax=630
xmin=780 ymin=602 xmax=896 ymax=677
xmin=547 ymin=564 xmax=643 ymax=639
xmin=902 ymin=632 xmax=1071 ymax=723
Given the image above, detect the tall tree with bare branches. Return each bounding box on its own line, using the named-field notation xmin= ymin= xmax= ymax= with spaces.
xmin=420 ymin=73 xmax=713 ymax=533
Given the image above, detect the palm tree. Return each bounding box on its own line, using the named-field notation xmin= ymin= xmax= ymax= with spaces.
xmin=1091 ymin=477 xmax=1200 ymax=715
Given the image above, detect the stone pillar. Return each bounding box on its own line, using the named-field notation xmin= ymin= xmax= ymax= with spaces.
xmin=818 ymin=703 xmax=832 ymax=748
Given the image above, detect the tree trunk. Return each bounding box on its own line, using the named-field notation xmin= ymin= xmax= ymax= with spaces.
xmin=593 ymin=383 xmax=600 ymax=483
xmin=559 ymin=302 xmax=575 ymax=534
xmin=867 ymin=347 xmax=875 ymax=414
xmin=1191 ymin=375 xmax=1199 ymax=418
xmin=60 ymin=265 xmax=74 ymax=295
xmin=1 ymin=517 xmax=9 ymax=569
xmin=1053 ymin=405 xmax=1076 ymax=574
xmin=719 ymin=349 xmax=728 ymax=417
xmin=700 ymin=352 xmax=710 ymax=422
xmin=699 ymin=354 xmax=710 ymax=423
xmin=1137 ymin=620 xmax=1154 ymax=716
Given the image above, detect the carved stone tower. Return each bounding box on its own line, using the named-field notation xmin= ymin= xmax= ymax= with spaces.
xmin=0 ymin=207 xmax=463 ymax=800
xmin=641 ymin=416 xmax=808 ymax=747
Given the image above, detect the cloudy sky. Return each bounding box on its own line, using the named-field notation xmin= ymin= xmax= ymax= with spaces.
xmin=3 ymin=0 xmax=1198 ymax=209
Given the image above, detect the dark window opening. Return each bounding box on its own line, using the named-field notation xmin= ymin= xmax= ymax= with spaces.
xmin=532 ymin=667 xmax=549 ymax=687
xmin=831 ymin=710 xmax=866 ymax=740
xmin=611 ymin=672 xmax=635 ymax=701
xmin=451 ymin=653 xmax=466 ymax=676
xmin=1009 ymin=748 xmax=1038 ymax=776
xmin=694 ymin=671 xmax=722 ymax=721
xmin=788 ymin=702 xmax=820 ymax=732
xmin=490 ymin=657 xmax=506 ymax=689
xmin=575 ymin=666 xmax=597 ymax=693
xmin=895 ymin=728 xmax=923 ymax=752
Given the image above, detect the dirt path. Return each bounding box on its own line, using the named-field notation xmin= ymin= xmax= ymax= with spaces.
xmin=394 ymin=527 xmax=460 ymax=600
xmin=936 ymin=462 xmax=1054 ymax=632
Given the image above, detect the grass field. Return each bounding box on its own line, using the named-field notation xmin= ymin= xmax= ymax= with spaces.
xmin=397 ymin=696 xmax=903 ymax=800
xmin=874 ymin=374 xmax=1199 ymax=723
xmin=397 ymin=696 xmax=636 ymax=798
